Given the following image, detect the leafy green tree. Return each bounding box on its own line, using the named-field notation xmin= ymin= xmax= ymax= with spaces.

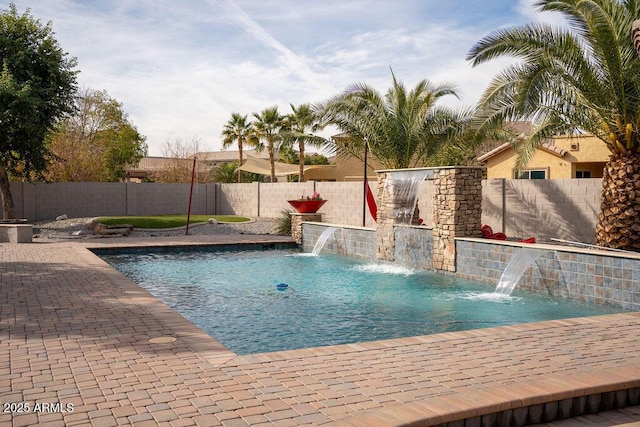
xmin=251 ymin=106 xmax=285 ymax=182
xmin=46 ymin=88 xmax=147 ymax=182
xmin=0 ymin=4 xmax=77 ymax=218
xmin=467 ymin=0 xmax=640 ymax=250
xmin=221 ymin=113 xmax=254 ymax=183
xmin=305 ymin=154 xmax=330 ymax=165
xmin=314 ymin=72 xmax=471 ymax=169
xmin=281 ymin=103 xmax=329 ymax=181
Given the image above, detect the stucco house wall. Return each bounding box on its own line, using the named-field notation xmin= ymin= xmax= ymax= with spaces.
xmin=481 ymin=134 xmax=611 ymax=180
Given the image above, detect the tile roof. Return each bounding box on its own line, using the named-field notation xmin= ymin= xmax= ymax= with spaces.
xmin=477 ymin=141 xmax=566 ymax=163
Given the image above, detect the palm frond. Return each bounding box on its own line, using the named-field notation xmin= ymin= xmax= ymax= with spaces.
xmin=469 ymin=0 xmax=640 ymax=158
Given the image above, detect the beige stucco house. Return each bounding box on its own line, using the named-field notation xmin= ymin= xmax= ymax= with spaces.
xmin=478 ymin=134 xmax=611 ymax=179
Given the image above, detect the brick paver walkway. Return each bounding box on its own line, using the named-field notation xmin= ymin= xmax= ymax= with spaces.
xmin=2 ymin=237 xmax=640 ymax=426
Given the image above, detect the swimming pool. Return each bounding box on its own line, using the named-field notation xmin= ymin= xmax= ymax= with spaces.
xmin=99 ymin=246 xmax=625 ymax=355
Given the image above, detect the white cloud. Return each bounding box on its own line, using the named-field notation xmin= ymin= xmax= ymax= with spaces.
xmin=3 ymin=0 xmax=548 ymax=155
xmin=516 ymin=0 xmax=568 ymax=26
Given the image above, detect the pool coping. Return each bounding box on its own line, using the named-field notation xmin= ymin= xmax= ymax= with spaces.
xmin=2 ymin=235 xmax=640 ymax=426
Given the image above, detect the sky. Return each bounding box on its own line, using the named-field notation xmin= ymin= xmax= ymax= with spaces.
xmin=4 ymin=0 xmax=564 ymax=156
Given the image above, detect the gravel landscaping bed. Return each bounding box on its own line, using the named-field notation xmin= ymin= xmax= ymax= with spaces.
xmin=32 ymin=217 xmax=282 ymax=240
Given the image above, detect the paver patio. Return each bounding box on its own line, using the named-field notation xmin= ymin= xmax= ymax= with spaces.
xmin=2 ymin=236 xmax=640 ymax=426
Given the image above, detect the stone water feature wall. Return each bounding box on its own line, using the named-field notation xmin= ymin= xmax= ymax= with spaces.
xmin=302 ymin=222 xmax=377 ymax=260
xmin=394 ymin=226 xmax=434 ymax=270
xmin=431 ymin=168 xmax=484 ymax=271
xmin=300 ymin=221 xmax=640 ymax=310
xmin=456 ymin=238 xmax=640 ymax=311
xmin=376 ymin=167 xmax=484 ymax=272
xmin=375 ymin=171 xmax=395 ymax=261
xmin=291 ymin=213 xmax=322 ymax=244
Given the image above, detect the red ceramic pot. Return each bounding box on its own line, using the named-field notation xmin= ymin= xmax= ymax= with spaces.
xmin=287 ymin=199 xmax=327 ymax=213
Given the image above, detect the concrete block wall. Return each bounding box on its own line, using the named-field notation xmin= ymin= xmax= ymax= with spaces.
xmin=8 ymin=178 xmax=604 ymax=244
xmin=258 ymin=182 xmax=314 ymax=217
xmin=16 ymin=182 xmax=127 ymax=220
xmin=10 ymin=182 xmax=214 ymax=221
xmin=217 ymin=181 xmax=379 ymax=227
xmin=127 ymin=183 xmax=209 ymax=216
xmin=481 ymin=178 xmax=601 ymax=243
xmin=315 ymin=181 xmax=378 ymax=227
xmin=217 ymin=183 xmax=259 ymax=217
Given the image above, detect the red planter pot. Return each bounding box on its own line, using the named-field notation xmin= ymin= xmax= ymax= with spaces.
xmin=287 ymin=199 xmax=327 ymax=213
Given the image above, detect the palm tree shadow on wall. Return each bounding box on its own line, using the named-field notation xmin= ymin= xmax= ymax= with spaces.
xmin=483 ymin=179 xmax=599 ymax=243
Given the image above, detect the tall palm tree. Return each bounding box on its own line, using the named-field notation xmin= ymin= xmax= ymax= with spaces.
xmin=467 ymin=0 xmax=640 ymax=251
xmin=282 ymin=103 xmax=329 ymax=181
xmin=252 ymin=106 xmax=284 ymax=182
xmin=221 ymin=113 xmax=252 ymax=183
xmin=314 ymin=72 xmax=472 ymax=169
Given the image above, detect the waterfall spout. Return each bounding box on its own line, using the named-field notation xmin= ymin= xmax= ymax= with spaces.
xmin=495 ymin=248 xmax=545 ymax=295
xmin=312 ymin=227 xmax=338 ymax=255
xmin=383 ymin=169 xmax=435 ymax=224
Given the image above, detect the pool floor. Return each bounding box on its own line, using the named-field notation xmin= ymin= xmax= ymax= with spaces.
xmin=2 ymin=236 xmax=640 ymax=426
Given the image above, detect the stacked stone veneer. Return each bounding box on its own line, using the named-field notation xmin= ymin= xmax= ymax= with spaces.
xmin=431 ymin=168 xmax=484 ymax=271
xmin=456 ymin=238 xmax=640 ymax=311
xmin=291 ymin=213 xmax=322 ymax=244
xmin=376 ymin=167 xmax=484 ymax=272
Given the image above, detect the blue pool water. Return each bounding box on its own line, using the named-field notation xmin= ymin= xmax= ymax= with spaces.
xmin=99 ymin=247 xmax=625 ymax=355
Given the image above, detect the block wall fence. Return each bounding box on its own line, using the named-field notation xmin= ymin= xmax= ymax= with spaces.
xmin=10 ymin=178 xmax=603 ymax=243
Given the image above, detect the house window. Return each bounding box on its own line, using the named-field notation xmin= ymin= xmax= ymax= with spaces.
xmin=576 ymin=170 xmax=591 ymax=178
xmin=515 ymin=169 xmax=547 ymax=179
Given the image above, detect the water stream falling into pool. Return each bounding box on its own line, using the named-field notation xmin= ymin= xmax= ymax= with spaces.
xmin=383 ymin=169 xmax=435 ymax=224
xmin=312 ymin=227 xmax=338 ymax=255
xmin=495 ymin=248 xmax=546 ymax=295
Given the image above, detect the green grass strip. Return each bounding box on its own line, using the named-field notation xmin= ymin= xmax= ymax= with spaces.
xmin=93 ymin=214 xmax=250 ymax=229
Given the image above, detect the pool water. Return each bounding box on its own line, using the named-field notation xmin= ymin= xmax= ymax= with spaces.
xmin=100 ymin=247 xmax=625 ymax=355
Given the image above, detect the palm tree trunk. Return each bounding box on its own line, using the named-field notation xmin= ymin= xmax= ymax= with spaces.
xmin=298 ymin=140 xmax=304 ymax=182
xmin=594 ymin=152 xmax=640 ymax=251
xmin=268 ymin=139 xmax=275 ymax=183
xmin=237 ymin=141 xmax=243 ymax=183
xmin=0 ymin=163 xmax=15 ymax=220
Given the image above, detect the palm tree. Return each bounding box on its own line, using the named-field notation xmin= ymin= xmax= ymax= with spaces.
xmin=221 ymin=113 xmax=252 ymax=183
xmin=252 ymin=106 xmax=284 ymax=183
xmin=467 ymin=0 xmax=640 ymax=251
xmin=282 ymin=103 xmax=329 ymax=181
xmin=210 ymin=161 xmax=239 ymax=183
xmin=314 ymin=71 xmax=472 ymax=169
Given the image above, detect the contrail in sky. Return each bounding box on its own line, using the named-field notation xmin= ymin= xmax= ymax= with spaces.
xmin=206 ymin=0 xmax=326 ymax=88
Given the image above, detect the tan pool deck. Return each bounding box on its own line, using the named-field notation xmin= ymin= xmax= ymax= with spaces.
xmin=2 ymin=235 xmax=640 ymax=426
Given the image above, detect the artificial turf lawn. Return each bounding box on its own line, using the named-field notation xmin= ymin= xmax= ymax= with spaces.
xmin=93 ymin=214 xmax=250 ymax=229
